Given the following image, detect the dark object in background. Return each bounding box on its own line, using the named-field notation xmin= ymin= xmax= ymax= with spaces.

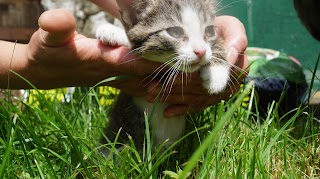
xmin=245 ymin=47 xmax=308 ymax=117
xmin=294 ymin=0 xmax=320 ymax=41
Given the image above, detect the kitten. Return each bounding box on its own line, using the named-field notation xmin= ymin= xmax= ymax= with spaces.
xmin=96 ymin=0 xmax=230 ymax=152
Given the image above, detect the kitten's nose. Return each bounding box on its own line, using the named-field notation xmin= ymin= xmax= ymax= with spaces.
xmin=194 ymin=49 xmax=206 ymax=59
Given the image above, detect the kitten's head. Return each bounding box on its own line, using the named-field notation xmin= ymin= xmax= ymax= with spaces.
xmin=117 ymin=0 xmax=227 ymax=73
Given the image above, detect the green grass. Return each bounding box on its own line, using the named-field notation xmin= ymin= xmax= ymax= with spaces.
xmin=0 ymin=81 xmax=320 ymax=178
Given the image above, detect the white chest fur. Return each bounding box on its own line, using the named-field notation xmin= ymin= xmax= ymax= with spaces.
xmin=133 ymin=97 xmax=186 ymax=147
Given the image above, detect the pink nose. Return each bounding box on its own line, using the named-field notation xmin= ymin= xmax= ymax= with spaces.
xmin=194 ymin=49 xmax=206 ymax=59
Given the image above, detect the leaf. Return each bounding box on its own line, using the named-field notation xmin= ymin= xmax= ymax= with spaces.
xmin=163 ymin=171 xmax=178 ymax=179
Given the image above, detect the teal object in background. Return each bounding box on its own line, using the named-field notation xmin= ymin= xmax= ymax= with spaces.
xmin=244 ymin=47 xmax=308 ymax=114
xmin=246 ymin=47 xmax=306 ymax=85
xmin=220 ymin=0 xmax=319 ymax=89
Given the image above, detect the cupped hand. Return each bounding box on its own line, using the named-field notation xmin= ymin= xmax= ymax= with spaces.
xmin=146 ymin=16 xmax=249 ymax=118
xmin=19 ymin=8 xmax=160 ymax=95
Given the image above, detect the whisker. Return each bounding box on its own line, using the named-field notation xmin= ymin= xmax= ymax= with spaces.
xmin=141 ymin=57 xmax=178 ymax=86
xmin=162 ymin=72 xmax=178 ymax=102
xmin=118 ymin=47 xmax=145 ymax=65
xmin=207 ymin=60 xmax=246 ymax=84
xmin=162 ymin=60 xmax=182 ymax=92
xmin=118 ymin=57 xmax=141 ymax=65
xmin=159 ymin=68 xmax=175 ymax=100
xmin=215 ymin=0 xmax=245 ymax=14
xmin=209 ymin=55 xmax=245 ymax=73
xmin=228 ymin=73 xmax=240 ymax=90
xmin=145 ymin=56 xmax=183 ymax=94
xmin=160 ymin=62 xmax=181 ymax=101
xmin=181 ymin=71 xmax=185 ymax=100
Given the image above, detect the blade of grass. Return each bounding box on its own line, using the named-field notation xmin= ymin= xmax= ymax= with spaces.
xmin=262 ymin=107 xmax=302 ymax=158
xmin=179 ymin=81 xmax=254 ymax=178
xmin=0 ymin=114 xmax=17 ymax=178
xmin=307 ymin=52 xmax=320 ymax=103
xmin=10 ymin=71 xmax=93 ymax=178
xmin=143 ymin=112 xmax=153 ymax=179
xmin=0 ymin=42 xmax=17 ymax=178
xmin=42 ymin=147 xmax=71 ymax=165
xmin=34 ymin=159 xmax=45 ymax=178
xmin=79 ymin=76 xmax=130 ymax=105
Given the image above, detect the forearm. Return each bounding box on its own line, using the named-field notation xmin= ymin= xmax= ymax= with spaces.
xmin=89 ymin=0 xmax=120 ymax=18
xmin=0 ymin=41 xmax=29 ymax=89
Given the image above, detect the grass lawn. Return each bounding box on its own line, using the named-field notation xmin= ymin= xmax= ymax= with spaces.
xmin=0 ymin=81 xmax=319 ymax=178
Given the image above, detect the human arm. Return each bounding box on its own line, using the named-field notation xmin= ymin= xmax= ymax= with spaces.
xmin=0 ymin=41 xmax=28 ymax=88
xmin=0 ymin=8 xmax=160 ymax=96
xmin=89 ymin=0 xmax=121 ymax=19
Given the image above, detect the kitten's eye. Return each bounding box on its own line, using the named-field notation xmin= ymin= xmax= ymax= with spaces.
xmin=166 ymin=26 xmax=185 ymax=38
xmin=205 ymin=25 xmax=215 ymax=37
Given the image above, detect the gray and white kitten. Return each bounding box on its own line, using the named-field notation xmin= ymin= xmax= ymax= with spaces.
xmin=96 ymin=0 xmax=230 ymax=151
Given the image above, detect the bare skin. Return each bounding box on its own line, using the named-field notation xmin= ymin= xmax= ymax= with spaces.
xmin=0 ymin=7 xmax=248 ymax=117
xmin=0 ymin=10 xmax=159 ymax=91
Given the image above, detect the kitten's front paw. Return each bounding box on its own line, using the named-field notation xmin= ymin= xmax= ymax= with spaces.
xmin=96 ymin=23 xmax=130 ymax=47
xmin=200 ymin=65 xmax=230 ymax=94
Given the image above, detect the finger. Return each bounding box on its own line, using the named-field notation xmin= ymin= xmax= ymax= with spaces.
xmin=38 ymin=9 xmax=77 ymax=46
xmin=163 ymin=92 xmax=232 ymax=118
xmin=234 ymin=53 xmax=249 ymax=78
xmin=149 ymin=92 xmax=230 ymax=104
xmin=147 ymin=90 xmax=234 ymax=104
xmin=164 ymin=72 xmax=202 ymax=85
xmin=215 ymin=16 xmax=248 ymax=65
xmin=98 ymin=45 xmax=162 ymax=76
xmin=147 ymin=75 xmax=240 ymax=96
xmin=226 ymin=47 xmax=241 ymax=67
xmin=105 ymin=78 xmax=147 ymax=96
xmin=147 ymin=80 xmax=206 ymax=96
xmin=164 ymin=104 xmax=190 ymax=118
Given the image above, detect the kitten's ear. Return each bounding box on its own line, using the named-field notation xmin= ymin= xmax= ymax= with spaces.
xmin=116 ymin=0 xmax=138 ymax=30
xmin=116 ymin=0 xmax=157 ymax=30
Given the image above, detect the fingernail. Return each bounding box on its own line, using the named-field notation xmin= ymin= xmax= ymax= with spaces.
xmin=226 ymin=47 xmax=239 ymax=64
xmin=164 ymin=111 xmax=175 ymax=118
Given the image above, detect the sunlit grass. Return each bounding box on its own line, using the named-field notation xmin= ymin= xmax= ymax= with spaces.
xmin=0 ymin=82 xmax=319 ymax=178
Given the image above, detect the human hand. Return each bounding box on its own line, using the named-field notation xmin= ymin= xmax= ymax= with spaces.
xmin=11 ymin=9 xmax=160 ymax=95
xmin=146 ymin=16 xmax=249 ymax=118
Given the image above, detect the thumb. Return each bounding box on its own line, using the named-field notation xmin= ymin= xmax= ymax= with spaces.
xmin=38 ymin=9 xmax=76 ymax=46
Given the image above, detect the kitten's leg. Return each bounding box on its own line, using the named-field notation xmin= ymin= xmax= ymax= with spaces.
xmin=96 ymin=23 xmax=130 ymax=47
xmin=100 ymin=93 xmax=145 ymax=156
xmin=200 ymin=65 xmax=230 ymax=94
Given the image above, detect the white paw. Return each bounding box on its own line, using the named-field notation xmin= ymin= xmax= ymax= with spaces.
xmin=96 ymin=23 xmax=130 ymax=47
xmin=200 ymin=65 xmax=230 ymax=94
